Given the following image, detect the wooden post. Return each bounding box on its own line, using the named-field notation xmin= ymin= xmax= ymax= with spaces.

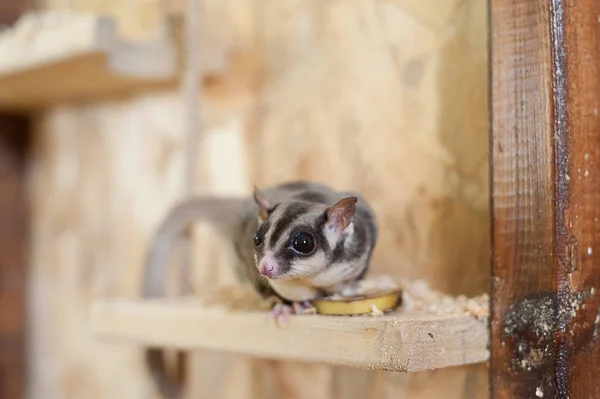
xmin=491 ymin=0 xmax=600 ymax=398
xmin=0 ymin=3 xmax=31 ymax=397
xmin=0 ymin=118 xmax=30 ymax=399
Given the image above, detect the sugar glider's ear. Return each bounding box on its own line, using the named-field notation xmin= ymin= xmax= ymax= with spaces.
xmin=326 ymin=196 xmax=358 ymax=234
xmin=253 ymin=185 xmax=273 ymax=221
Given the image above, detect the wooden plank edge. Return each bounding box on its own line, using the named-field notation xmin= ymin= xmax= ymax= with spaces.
xmin=0 ymin=11 xmax=178 ymax=110
xmin=89 ymin=298 xmax=490 ymax=373
xmin=0 ymin=10 xmax=176 ymax=78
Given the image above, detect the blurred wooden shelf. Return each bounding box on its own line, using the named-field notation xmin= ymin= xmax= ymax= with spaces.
xmin=0 ymin=11 xmax=177 ymax=111
xmin=90 ymin=294 xmax=489 ymax=372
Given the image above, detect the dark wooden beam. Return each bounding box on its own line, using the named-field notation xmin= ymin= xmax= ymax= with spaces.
xmin=0 ymin=4 xmax=32 ymax=399
xmin=0 ymin=117 xmax=30 ymax=399
xmin=491 ymin=0 xmax=600 ymax=398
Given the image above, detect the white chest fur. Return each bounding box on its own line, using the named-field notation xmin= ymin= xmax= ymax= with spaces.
xmin=269 ymin=279 xmax=321 ymax=301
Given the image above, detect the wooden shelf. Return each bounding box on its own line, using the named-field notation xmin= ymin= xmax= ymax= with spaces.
xmin=0 ymin=11 xmax=177 ymax=111
xmin=90 ymin=288 xmax=490 ymax=372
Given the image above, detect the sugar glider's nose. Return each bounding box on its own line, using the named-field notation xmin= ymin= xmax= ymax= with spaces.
xmin=259 ymin=255 xmax=280 ymax=279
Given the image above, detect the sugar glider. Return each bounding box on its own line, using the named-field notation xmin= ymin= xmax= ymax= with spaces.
xmin=142 ymin=181 xmax=378 ymax=398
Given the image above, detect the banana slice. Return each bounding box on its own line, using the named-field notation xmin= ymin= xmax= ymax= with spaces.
xmin=313 ymin=289 xmax=402 ymax=315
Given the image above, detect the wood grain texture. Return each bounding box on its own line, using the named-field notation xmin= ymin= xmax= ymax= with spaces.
xmin=90 ymin=298 xmax=489 ymax=372
xmin=491 ymin=0 xmax=600 ymax=397
xmin=557 ymin=0 xmax=600 ymax=397
xmin=0 ymin=117 xmax=30 ymax=399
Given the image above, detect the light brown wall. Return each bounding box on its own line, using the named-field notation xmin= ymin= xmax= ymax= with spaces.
xmin=28 ymin=0 xmax=489 ymax=398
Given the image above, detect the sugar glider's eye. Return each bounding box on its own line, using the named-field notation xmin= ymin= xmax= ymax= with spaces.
xmin=292 ymin=232 xmax=315 ymax=254
xmin=253 ymin=232 xmax=264 ymax=247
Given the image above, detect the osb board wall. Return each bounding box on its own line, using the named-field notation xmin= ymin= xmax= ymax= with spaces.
xmin=28 ymin=0 xmax=489 ymax=398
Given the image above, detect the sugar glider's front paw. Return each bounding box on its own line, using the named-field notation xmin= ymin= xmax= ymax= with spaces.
xmin=270 ymin=301 xmax=314 ymax=325
xmin=270 ymin=303 xmax=292 ymax=323
xmin=291 ymin=300 xmax=314 ymax=314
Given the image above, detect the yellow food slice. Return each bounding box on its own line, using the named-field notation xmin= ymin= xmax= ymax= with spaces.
xmin=313 ymin=290 xmax=402 ymax=315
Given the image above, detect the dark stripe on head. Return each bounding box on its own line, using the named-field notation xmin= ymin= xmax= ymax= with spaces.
xmin=266 ymin=204 xmax=279 ymax=216
xmin=314 ymin=210 xmax=332 ymax=258
xmin=255 ymin=221 xmax=271 ymax=237
xmin=294 ymin=190 xmax=329 ymax=204
xmin=267 ymin=203 xmax=311 ymax=248
xmin=252 ymin=221 xmax=271 ymax=259
xmin=276 ymin=181 xmax=314 ymax=191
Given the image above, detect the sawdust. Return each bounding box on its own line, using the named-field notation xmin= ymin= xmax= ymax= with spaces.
xmin=199 ymin=276 xmax=490 ymax=320
xmin=400 ymin=279 xmax=489 ymax=319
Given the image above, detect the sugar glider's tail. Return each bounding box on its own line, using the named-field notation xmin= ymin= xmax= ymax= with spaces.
xmin=141 ymin=197 xmax=247 ymax=398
